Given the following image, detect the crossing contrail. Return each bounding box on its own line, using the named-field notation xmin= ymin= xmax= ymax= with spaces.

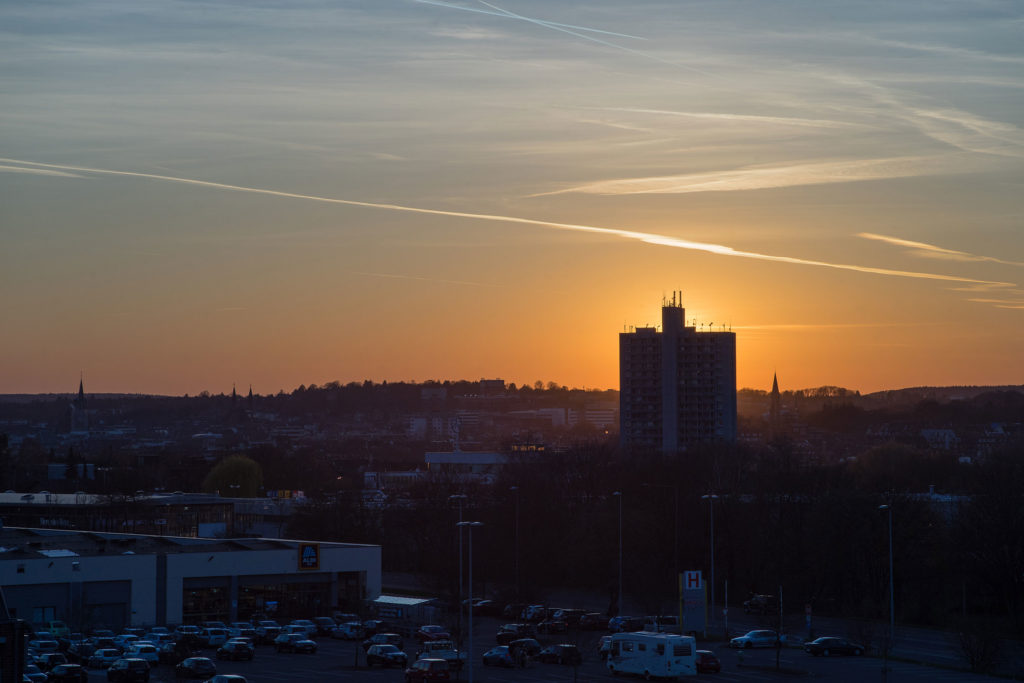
xmin=1 ymin=157 xmax=1013 ymax=288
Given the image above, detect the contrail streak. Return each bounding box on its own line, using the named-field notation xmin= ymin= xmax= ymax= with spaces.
xmin=859 ymin=232 xmax=1024 ymax=267
xmin=412 ymin=0 xmax=647 ymax=40
xmin=1 ymin=157 xmax=1012 ymax=288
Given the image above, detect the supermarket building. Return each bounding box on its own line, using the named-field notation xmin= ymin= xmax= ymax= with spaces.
xmin=0 ymin=526 xmax=380 ymax=630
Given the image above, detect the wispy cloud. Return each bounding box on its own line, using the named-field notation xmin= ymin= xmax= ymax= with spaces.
xmin=0 ymin=164 xmax=83 ymax=178
xmin=860 ymin=232 xmax=1024 ymax=267
xmin=595 ymin=107 xmax=863 ymax=130
xmin=533 ymin=156 xmax=959 ymax=197
xmin=965 ymin=298 xmax=1024 ymax=309
xmin=416 ymin=0 xmax=713 ymax=73
xmin=2 ymin=157 xmax=1012 ymax=288
xmin=413 ymin=0 xmax=648 ymax=41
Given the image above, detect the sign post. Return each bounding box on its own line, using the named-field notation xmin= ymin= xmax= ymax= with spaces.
xmin=681 ymin=571 xmax=705 ymax=636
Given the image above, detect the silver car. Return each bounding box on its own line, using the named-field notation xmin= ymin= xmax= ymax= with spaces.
xmin=730 ymin=630 xmax=778 ymax=648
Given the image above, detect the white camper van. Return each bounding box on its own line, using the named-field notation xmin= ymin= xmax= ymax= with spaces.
xmin=606 ymin=631 xmax=697 ymax=679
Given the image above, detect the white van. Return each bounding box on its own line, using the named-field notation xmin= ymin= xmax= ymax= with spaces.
xmin=606 ymin=632 xmax=697 ymax=680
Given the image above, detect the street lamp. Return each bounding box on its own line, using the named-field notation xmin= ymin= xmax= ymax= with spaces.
xmin=643 ymin=483 xmax=680 ymax=630
xmin=457 ymin=521 xmax=483 ymax=683
xmin=879 ymin=503 xmax=895 ymax=679
xmin=613 ymin=491 xmax=623 ymax=617
xmin=701 ymin=494 xmax=719 ymax=634
xmin=449 ymin=494 xmax=468 ymax=648
xmin=509 ymin=486 xmax=520 ymax=604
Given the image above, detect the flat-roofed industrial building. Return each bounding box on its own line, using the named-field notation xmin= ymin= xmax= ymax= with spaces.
xmin=0 ymin=527 xmax=380 ymax=631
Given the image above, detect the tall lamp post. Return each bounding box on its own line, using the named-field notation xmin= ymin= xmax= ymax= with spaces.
xmin=613 ymin=491 xmax=623 ymax=617
xmin=509 ymin=486 xmax=520 ymax=604
xmin=457 ymin=521 xmax=483 ymax=683
xmin=449 ymin=494 xmax=467 ymax=649
xmin=879 ymin=504 xmax=895 ymax=680
xmin=701 ymin=494 xmax=719 ymax=634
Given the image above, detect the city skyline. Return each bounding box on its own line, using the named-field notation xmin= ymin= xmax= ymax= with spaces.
xmin=3 ymin=1 xmax=1023 ymax=396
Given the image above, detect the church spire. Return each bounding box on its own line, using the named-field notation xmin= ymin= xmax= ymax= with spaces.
xmin=769 ymin=372 xmax=782 ymax=434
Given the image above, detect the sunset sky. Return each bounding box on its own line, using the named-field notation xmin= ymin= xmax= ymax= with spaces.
xmin=2 ymin=0 xmax=1023 ymax=396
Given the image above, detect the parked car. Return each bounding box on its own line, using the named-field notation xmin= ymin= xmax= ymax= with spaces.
xmin=203 ymin=677 xmax=248 ymax=683
xmin=415 ymin=625 xmax=450 ymax=642
xmin=201 ymin=623 xmax=227 ymax=631
xmin=113 ymin=635 xmax=140 ymax=652
xmin=552 ymin=608 xmax=586 ymax=625
xmin=365 ymin=644 xmax=408 ymax=668
xmin=537 ymin=618 xmax=567 ymax=634
xmin=482 ymin=645 xmax=514 ymax=668
xmin=47 ymin=622 xmax=71 ymax=639
xmin=288 ymin=620 xmax=318 ymax=638
xmin=200 ymin=629 xmax=229 ymax=648
xmin=123 ymin=644 xmax=158 ymax=665
xmin=158 ymin=641 xmax=190 ymax=665
xmin=34 ymin=653 xmax=68 ymax=671
xmin=362 ymin=619 xmax=387 ymax=635
xmin=642 ymin=615 xmax=679 ymax=633
xmin=215 ymin=640 xmax=254 ymax=661
xmin=804 ymin=637 xmax=864 ymax=656
xmin=313 ymin=617 xmax=337 ymax=636
xmin=730 ymin=630 xmax=779 ymax=648
xmin=501 ymin=604 xmax=526 ymax=620
xmin=607 ymin=615 xmax=644 ymax=633
xmin=331 ymin=622 xmax=364 ymax=640
xmin=332 ymin=612 xmax=359 ymax=625
xmin=23 ymin=664 xmax=48 ymax=683
xmin=254 ymin=621 xmax=281 ymax=644
xmin=28 ymin=640 xmax=61 ymax=657
xmin=507 ymin=638 xmax=542 ymax=658
xmin=88 ymin=649 xmax=123 ymax=668
xmin=173 ymin=657 xmax=216 ymax=680
xmin=537 ymin=643 xmax=582 ymax=665
xmin=495 ymin=624 xmax=535 ymax=645
xmin=415 ymin=640 xmax=465 ymax=671
xmin=106 ymin=658 xmax=151 ymax=683
xmin=696 ymin=650 xmax=721 ymax=673
xmin=45 ymin=663 xmax=87 ymax=682
xmin=743 ymin=594 xmax=779 ymax=615
xmin=578 ymin=613 xmax=606 ymax=630
xmin=273 ymin=633 xmax=316 ymax=654
xmin=521 ymin=605 xmax=546 ymax=622
xmin=173 ymin=626 xmax=203 ymax=646
xmin=598 ymin=635 xmax=612 ymax=660
xmin=404 ymin=657 xmax=450 ymax=682
xmin=65 ymin=642 xmax=95 ymax=664
xmin=362 ymin=633 xmax=404 ymax=652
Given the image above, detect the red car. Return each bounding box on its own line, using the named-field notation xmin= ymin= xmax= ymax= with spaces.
xmin=404 ymin=657 xmax=450 ymax=681
xmin=697 ymin=650 xmax=721 ymax=673
xmin=415 ymin=625 xmax=451 ymax=642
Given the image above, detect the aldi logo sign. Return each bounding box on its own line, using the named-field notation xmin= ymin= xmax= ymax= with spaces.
xmin=299 ymin=542 xmax=320 ymax=570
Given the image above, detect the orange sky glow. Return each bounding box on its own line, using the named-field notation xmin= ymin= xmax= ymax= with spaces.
xmin=2 ymin=1 xmax=1022 ymax=396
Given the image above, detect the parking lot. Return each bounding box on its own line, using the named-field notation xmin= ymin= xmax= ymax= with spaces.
xmin=71 ymin=615 xmax=1006 ymax=683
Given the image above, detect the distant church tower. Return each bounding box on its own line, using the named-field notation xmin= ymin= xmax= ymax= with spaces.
xmin=69 ymin=374 xmax=89 ymax=432
xmin=769 ymin=372 xmax=782 ymax=437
